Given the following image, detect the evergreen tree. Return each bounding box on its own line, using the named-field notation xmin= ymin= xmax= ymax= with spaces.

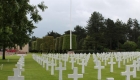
xmin=86 ymin=11 xmax=105 ymax=53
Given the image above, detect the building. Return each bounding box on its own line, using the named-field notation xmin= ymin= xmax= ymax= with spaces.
xmin=16 ymin=44 xmax=29 ymax=53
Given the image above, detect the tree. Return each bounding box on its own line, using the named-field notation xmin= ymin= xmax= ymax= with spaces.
xmin=86 ymin=11 xmax=105 ymax=53
xmin=0 ymin=0 xmax=47 ymax=59
xmin=126 ymin=18 xmax=133 ymax=41
xmin=64 ymin=30 xmax=74 ymax=34
xmin=73 ymin=25 xmax=87 ymax=49
xmin=115 ymin=19 xmax=127 ymax=49
xmin=82 ymin=36 xmax=94 ymax=50
xmin=132 ymin=19 xmax=140 ymax=43
xmin=47 ymin=30 xmax=61 ymax=38
xmin=104 ymin=18 xmax=117 ymax=50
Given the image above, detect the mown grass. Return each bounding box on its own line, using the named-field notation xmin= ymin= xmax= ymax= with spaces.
xmin=0 ymin=53 xmax=140 ymax=80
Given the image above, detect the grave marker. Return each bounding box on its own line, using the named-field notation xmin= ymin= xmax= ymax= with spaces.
xmin=106 ymin=78 xmax=114 ymax=80
xmin=0 ymin=64 xmax=3 ymax=70
xmin=121 ymin=65 xmax=134 ymax=80
xmin=68 ymin=67 xmax=83 ymax=80
xmin=8 ymin=76 xmax=24 ymax=80
xmin=55 ymin=62 xmax=66 ymax=80
xmin=51 ymin=59 xmax=55 ymax=75
xmin=130 ymin=60 xmax=137 ymax=78
xmin=69 ymin=57 xmax=76 ymax=69
xmin=94 ymin=60 xmax=104 ymax=80
xmin=79 ymin=59 xmax=85 ymax=73
xmin=108 ymin=56 xmax=116 ymax=72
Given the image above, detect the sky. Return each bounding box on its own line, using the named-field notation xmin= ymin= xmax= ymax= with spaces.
xmin=29 ymin=0 xmax=140 ymax=38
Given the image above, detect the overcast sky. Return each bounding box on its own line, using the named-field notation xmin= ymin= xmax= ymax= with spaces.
xmin=29 ymin=0 xmax=140 ymax=38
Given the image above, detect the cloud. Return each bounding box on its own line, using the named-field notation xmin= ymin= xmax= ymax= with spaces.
xmin=30 ymin=0 xmax=140 ymax=38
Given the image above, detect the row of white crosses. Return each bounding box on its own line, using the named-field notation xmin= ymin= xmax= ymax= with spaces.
xmin=8 ymin=55 xmax=25 ymax=80
xmin=121 ymin=58 xmax=140 ymax=80
xmin=32 ymin=52 xmax=140 ymax=80
xmin=93 ymin=52 xmax=140 ymax=80
xmin=32 ymin=53 xmax=91 ymax=80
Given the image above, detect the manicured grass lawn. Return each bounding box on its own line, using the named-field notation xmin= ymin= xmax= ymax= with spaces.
xmin=0 ymin=53 xmax=140 ymax=80
xmin=0 ymin=55 xmax=20 ymax=80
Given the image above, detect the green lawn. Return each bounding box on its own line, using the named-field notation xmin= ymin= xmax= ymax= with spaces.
xmin=0 ymin=53 xmax=140 ymax=80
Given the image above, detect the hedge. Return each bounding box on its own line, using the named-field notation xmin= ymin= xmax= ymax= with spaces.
xmin=42 ymin=36 xmax=54 ymax=51
xmin=36 ymin=38 xmax=43 ymax=51
xmin=58 ymin=36 xmax=63 ymax=50
xmin=55 ymin=37 xmax=60 ymax=50
xmin=62 ymin=34 xmax=77 ymax=50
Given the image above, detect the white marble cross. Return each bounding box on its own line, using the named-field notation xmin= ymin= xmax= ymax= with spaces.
xmin=104 ymin=56 xmax=107 ymax=66
xmin=0 ymin=64 xmax=3 ymax=70
xmin=46 ymin=58 xmax=50 ymax=70
xmin=51 ymin=59 xmax=55 ymax=75
xmin=79 ymin=59 xmax=85 ymax=74
xmin=8 ymin=76 xmax=24 ymax=80
xmin=15 ymin=63 xmax=24 ymax=70
xmin=108 ymin=56 xmax=116 ymax=72
xmin=63 ymin=55 xmax=67 ymax=67
xmin=136 ymin=58 xmax=140 ymax=71
xmin=137 ymin=58 xmax=140 ymax=71
xmin=106 ymin=78 xmax=114 ymax=80
xmin=76 ymin=54 xmax=80 ymax=64
xmin=121 ymin=65 xmax=134 ymax=80
xmin=13 ymin=68 xmax=22 ymax=77
xmin=94 ymin=60 xmax=104 ymax=80
xmin=15 ymin=64 xmax=24 ymax=75
xmin=69 ymin=57 xmax=76 ymax=69
xmin=7 ymin=59 xmax=9 ymax=62
xmin=130 ymin=60 xmax=137 ymax=78
xmin=42 ymin=58 xmax=46 ymax=68
xmin=117 ymin=56 xmax=122 ymax=68
xmin=123 ymin=57 xmax=126 ymax=65
xmin=68 ymin=67 xmax=83 ymax=80
xmin=55 ymin=62 xmax=66 ymax=80
xmin=16 ymin=61 xmax=24 ymax=68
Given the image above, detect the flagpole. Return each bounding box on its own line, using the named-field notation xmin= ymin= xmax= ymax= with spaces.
xmin=70 ymin=0 xmax=72 ymax=50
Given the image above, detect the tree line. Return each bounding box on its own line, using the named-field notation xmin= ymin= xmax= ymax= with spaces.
xmin=30 ymin=11 xmax=140 ymax=53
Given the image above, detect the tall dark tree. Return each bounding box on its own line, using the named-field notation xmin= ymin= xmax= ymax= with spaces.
xmin=115 ymin=19 xmax=127 ymax=49
xmin=73 ymin=25 xmax=87 ymax=49
xmin=126 ymin=18 xmax=140 ymax=43
xmin=126 ymin=18 xmax=133 ymax=41
xmin=86 ymin=11 xmax=105 ymax=53
xmin=105 ymin=18 xmax=117 ymax=49
xmin=64 ymin=30 xmax=74 ymax=34
xmin=132 ymin=19 xmax=140 ymax=43
xmin=0 ymin=0 xmax=47 ymax=59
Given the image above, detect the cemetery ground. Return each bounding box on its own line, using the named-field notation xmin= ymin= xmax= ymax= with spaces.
xmin=0 ymin=53 xmax=140 ymax=80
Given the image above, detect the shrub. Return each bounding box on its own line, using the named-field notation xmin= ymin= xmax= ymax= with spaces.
xmin=123 ymin=41 xmax=137 ymax=51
